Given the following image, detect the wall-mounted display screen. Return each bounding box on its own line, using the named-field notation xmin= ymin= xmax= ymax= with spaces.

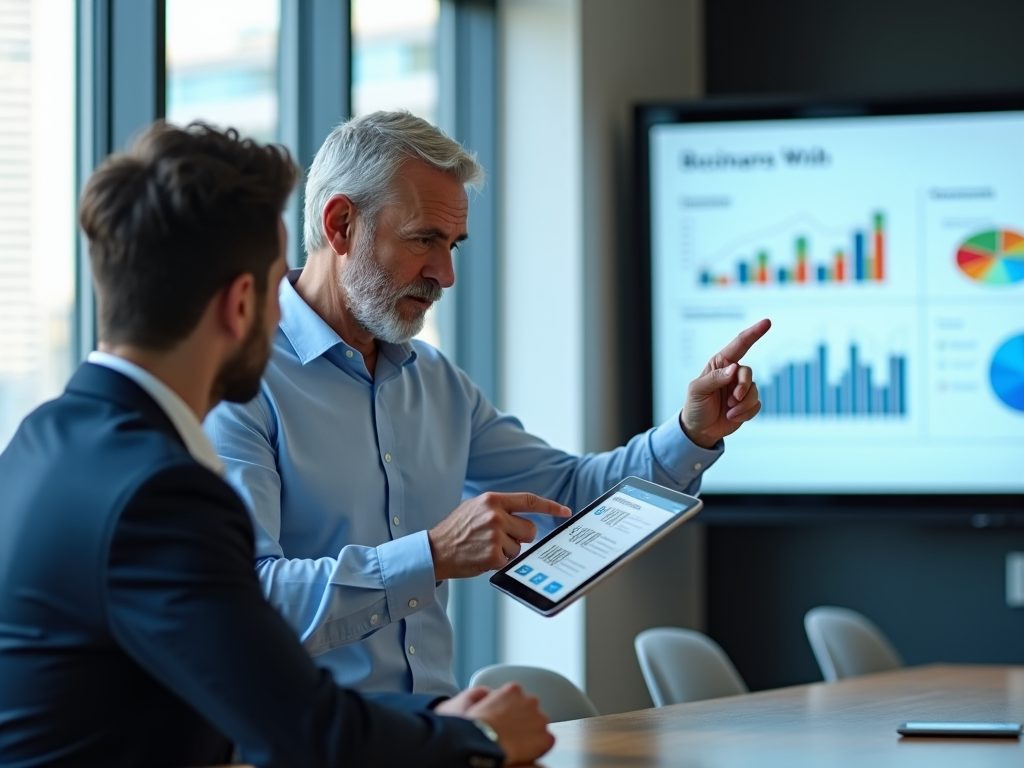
xmin=643 ymin=99 xmax=1024 ymax=494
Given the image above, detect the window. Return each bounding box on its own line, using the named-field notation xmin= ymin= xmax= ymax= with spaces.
xmin=352 ymin=0 xmax=447 ymax=350
xmin=351 ymin=0 xmax=439 ymax=123
xmin=0 ymin=0 xmax=76 ymax=449
xmin=165 ymin=0 xmax=281 ymax=142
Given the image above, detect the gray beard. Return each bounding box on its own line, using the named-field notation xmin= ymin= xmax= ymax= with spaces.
xmin=339 ymin=231 xmax=444 ymax=344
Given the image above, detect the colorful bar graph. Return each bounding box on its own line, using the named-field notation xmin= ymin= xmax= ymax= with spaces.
xmin=699 ymin=212 xmax=890 ymax=288
xmin=759 ymin=344 xmax=907 ymax=418
xmin=873 ymin=212 xmax=885 ymax=281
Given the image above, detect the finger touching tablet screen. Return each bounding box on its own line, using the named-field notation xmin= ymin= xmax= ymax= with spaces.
xmin=490 ymin=477 xmax=703 ymax=616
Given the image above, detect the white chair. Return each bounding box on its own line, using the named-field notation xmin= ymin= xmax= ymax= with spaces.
xmin=634 ymin=627 xmax=748 ymax=707
xmin=469 ymin=664 xmax=600 ymax=723
xmin=804 ymin=606 xmax=903 ymax=682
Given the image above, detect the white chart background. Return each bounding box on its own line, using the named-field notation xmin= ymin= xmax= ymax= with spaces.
xmin=650 ymin=112 xmax=1024 ymax=493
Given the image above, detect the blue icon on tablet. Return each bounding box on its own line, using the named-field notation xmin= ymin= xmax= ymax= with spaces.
xmin=529 ymin=573 xmax=547 ymax=585
xmin=594 ymin=506 xmax=605 ymax=516
xmin=544 ymin=582 xmax=563 ymax=594
xmin=515 ymin=565 xmax=533 ymax=576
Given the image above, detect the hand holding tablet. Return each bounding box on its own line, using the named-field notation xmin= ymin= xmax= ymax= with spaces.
xmin=491 ymin=477 xmax=703 ymax=616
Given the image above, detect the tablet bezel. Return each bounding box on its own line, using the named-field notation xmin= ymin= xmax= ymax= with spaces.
xmin=489 ymin=476 xmax=703 ymax=616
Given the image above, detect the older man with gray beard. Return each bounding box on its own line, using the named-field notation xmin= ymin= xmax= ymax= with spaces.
xmin=205 ymin=110 xmax=769 ymax=697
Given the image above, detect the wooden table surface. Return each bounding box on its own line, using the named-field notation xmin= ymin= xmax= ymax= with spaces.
xmin=538 ymin=665 xmax=1024 ymax=767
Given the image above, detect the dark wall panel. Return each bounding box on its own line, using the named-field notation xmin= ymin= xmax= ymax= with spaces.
xmin=708 ymin=525 xmax=1024 ymax=691
xmin=706 ymin=0 xmax=1024 ymax=98
xmin=703 ymin=0 xmax=1024 ymax=692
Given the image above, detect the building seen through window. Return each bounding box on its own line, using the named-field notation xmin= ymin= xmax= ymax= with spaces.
xmin=352 ymin=0 xmax=445 ymax=350
xmin=0 ymin=0 xmax=75 ymax=450
xmin=352 ymin=0 xmax=439 ymax=124
xmin=165 ymin=0 xmax=281 ymax=142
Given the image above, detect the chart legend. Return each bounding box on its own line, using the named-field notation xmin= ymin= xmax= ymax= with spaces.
xmin=956 ymin=229 xmax=1024 ymax=285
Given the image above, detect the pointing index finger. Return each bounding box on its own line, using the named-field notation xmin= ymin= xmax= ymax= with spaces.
xmin=716 ymin=318 xmax=771 ymax=363
xmin=499 ymin=492 xmax=572 ymax=518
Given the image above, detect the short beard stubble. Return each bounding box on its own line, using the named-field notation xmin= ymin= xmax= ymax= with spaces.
xmin=339 ymin=219 xmax=444 ymax=345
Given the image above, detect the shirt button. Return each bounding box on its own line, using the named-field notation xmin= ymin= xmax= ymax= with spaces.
xmin=370 ymin=614 xmax=379 ymax=625
xmin=345 ymin=350 xmax=353 ymax=358
xmin=694 ymin=462 xmax=702 ymax=470
xmin=393 ymin=516 xmax=400 ymax=526
xmin=408 ymin=599 xmax=418 ymax=608
xmin=384 ymin=453 xmax=392 ymax=463
xmin=409 ymin=645 xmax=416 ymax=655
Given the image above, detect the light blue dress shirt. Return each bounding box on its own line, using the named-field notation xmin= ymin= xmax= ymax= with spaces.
xmin=205 ymin=271 xmax=723 ymax=696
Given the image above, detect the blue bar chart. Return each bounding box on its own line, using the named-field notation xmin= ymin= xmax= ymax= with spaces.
xmin=760 ymin=344 xmax=907 ymax=418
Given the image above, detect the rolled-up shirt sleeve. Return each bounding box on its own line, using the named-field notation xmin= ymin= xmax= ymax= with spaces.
xmin=205 ymin=392 xmax=436 ymax=656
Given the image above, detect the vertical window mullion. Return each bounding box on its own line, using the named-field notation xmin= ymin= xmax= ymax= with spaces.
xmin=76 ymin=0 xmax=165 ymax=362
xmin=280 ymin=0 xmax=351 ymax=267
xmin=441 ymin=0 xmax=499 ymax=688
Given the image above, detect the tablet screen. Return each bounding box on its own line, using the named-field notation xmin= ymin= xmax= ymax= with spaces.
xmin=503 ymin=482 xmax=699 ymax=604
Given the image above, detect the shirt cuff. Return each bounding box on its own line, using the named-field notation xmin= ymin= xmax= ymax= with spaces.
xmin=377 ymin=530 xmax=436 ymax=622
xmin=650 ymin=414 xmax=724 ymax=486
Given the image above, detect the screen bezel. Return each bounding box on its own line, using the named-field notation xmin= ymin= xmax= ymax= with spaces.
xmin=635 ymin=92 xmax=1024 ymax=522
xmin=490 ymin=477 xmax=702 ymax=614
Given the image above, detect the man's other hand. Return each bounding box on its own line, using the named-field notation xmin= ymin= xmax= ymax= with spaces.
xmin=437 ymin=683 xmax=554 ymax=766
xmin=682 ymin=318 xmax=771 ymax=448
xmin=428 ymin=492 xmax=571 ymax=581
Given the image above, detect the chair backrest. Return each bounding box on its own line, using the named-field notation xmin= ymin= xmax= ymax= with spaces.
xmin=804 ymin=606 xmax=903 ymax=682
xmin=469 ymin=664 xmax=600 ymax=723
xmin=634 ymin=627 xmax=748 ymax=707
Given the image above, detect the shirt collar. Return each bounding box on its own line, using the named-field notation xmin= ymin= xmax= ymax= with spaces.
xmin=278 ymin=269 xmax=417 ymax=368
xmin=86 ymin=351 xmax=225 ymax=476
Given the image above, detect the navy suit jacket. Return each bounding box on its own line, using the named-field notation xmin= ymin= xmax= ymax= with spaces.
xmin=0 ymin=363 xmax=503 ymax=768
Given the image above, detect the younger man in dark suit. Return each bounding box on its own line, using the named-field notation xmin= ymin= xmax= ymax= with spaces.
xmin=0 ymin=122 xmax=552 ymax=768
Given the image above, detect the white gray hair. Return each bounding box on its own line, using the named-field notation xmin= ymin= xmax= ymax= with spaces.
xmin=303 ymin=110 xmax=485 ymax=253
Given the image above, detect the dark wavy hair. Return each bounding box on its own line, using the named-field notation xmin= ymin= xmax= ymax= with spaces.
xmin=79 ymin=121 xmax=299 ymax=350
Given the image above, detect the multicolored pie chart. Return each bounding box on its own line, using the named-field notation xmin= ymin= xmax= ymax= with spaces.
xmin=990 ymin=333 xmax=1024 ymax=413
xmin=956 ymin=229 xmax=1024 ymax=285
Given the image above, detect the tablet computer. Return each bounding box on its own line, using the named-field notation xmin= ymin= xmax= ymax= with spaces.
xmin=490 ymin=477 xmax=703 ymax=616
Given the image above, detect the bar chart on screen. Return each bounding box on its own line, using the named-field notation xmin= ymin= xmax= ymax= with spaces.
xmin=760 ymin=342 xmax=907 ymax=418
xmin=695 ymin=211 xmax=888 ymax=288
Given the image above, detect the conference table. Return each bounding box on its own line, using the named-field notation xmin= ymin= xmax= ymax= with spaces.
xmin=537 ymin=665 xmax=1024 ymax=767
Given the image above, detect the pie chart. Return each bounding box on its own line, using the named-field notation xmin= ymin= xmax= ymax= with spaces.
xmin=956 ymin=229 xmax=1024 ymax=285
xmin=990 ymin=334 xmax=1024 ymax=412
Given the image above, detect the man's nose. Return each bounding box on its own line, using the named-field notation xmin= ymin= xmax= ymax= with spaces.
xmin=425 ymin=247 xmax=456 ymax=289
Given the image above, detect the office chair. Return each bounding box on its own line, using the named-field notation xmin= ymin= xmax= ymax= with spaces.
xmin=469 ymin=664 xmax=600 ymax=723
xmin=804 ymin=606 xmax=904 ymax=682
xmin=634 ymin=627 xmax=748 ymax=707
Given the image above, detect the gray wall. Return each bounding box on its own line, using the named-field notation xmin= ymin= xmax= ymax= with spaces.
xmin=578 ymin=0 xmax=706 ymax=716
xmin=701 ymin=0 xmax=1024 ymax=691
xmin=496 ymin=0 xmax=705 ymax=713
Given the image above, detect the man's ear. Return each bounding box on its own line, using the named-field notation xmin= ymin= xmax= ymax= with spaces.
xmin=219 ymin=272 xmax=257 ymax=342
xmin=322 ymin=194 xmax=357 ymax=257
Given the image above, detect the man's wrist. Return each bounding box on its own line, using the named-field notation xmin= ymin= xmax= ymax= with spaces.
xmin=473 ymin=718 xmax=500 ymax=744
xmin=678 ymin=411 xmax=718 ymax=450
xmin=427 ymin=529 xmax=450 ymax=582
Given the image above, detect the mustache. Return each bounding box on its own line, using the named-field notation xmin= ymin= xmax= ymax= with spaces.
xmin=401 ymin=281 xmax=444 ymax=303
